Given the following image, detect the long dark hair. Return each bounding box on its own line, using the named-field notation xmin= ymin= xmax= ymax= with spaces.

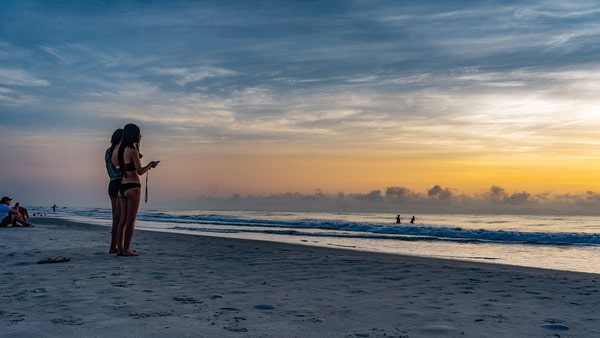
xmin=118 ymin=123 xmax=141 ymax=175
xmin=109 ymin=128 xmax=123 ymax=158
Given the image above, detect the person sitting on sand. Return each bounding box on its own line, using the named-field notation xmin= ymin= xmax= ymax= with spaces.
xmin=0 ymin=197 xmax=32 ymax=227
xmin=116 ymin=123 xmax=159 ymax=256
xmin=14 ymin=202 xmax=29 ymax=220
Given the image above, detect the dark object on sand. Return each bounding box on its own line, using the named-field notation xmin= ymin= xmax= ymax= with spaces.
xmin=37 ymin=257 xmax=70 ymax=264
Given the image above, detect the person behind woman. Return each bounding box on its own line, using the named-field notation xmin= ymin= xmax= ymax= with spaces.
xmin=116 ymin=123 xmax=159 ymax=256
xmin=106 ymin=128 xmax=123 ymax=253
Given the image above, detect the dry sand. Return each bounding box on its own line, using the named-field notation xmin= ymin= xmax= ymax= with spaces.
xmin=1 ymin=217 xmax=599 ymax=337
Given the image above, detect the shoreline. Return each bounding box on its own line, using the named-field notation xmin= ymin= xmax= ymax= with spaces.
xmin=51 ymin=210 xmax=600 ymax=275
xmin=1 ymin=217 xmax=599 ymax=337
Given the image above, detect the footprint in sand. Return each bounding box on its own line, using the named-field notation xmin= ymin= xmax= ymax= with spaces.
xmin=7 ymin=313 xmax=25 ymax=324
xmin=218 ymin=307 xmax=241 ymax=312
xmin=254 ymin=304 xmax=274 ymax=310
xmin=129 ymin=311 xmax=173 ymax=319
xmin=111 ymin=281 xmax=134 ymax=288
xmin=542 ymin=324 xmax=569 ymax=331
xmin=51 ymin=317 xmax=84 ymax=326
xmin=286 ymin=309 xmax=315 ymax=318
xmin=88 ymin=273 xmax=106 ymax=280
xmin=172 ymin=296 xmax=203 ymax=304
xmin=543 ymin=318 xmax=569 ymax=331
xmin=215 ymin=308 xmax=248 ymax=333
xmin=223 ymin=326 xmax=248 ymax=332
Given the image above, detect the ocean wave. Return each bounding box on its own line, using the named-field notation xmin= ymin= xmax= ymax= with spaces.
xmin=168 ymin=223 xmax=600 ymax=246
xmin=57 ymin=208 xmax=600 ymax=246
xmin=146 ymin=213 xmax=600 ymax=246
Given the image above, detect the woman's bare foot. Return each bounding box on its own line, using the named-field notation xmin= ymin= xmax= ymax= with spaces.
xmin=109 ymin=248 xmax=118 ymax=254
xmin=117 ymin=249 xmax=139 ymax=257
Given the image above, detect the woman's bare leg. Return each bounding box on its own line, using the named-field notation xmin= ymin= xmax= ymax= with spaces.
xmin=116 ymin=195 xmax=128 ymax=255
xmin=121 ymin=187 xmax=141 ymax=256
xmin=109 ymin=195 xmax=120 ymax=253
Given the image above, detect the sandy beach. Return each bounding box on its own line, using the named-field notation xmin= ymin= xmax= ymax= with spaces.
xmin=1 ymin=217 xmax=599 ymax=337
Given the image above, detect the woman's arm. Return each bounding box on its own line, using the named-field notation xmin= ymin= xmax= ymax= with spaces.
xmin=130 ymin=147 xmax=157 ymax=175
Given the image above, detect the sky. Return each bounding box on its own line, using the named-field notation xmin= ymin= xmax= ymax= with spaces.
xmin=1 ymin=1 xmax=600 ymax=213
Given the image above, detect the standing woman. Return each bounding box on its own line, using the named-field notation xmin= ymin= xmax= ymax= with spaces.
xmin=116 ymin=123 xmax=159 ymax=256
xmin=106 ymin=128 xmax=123 ymax=254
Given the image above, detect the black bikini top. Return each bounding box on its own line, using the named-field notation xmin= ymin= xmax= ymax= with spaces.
xmin=118 ymin=144 xmax=138 ymax=176
xmin=124 ymin=161 xmax=136 ymax=171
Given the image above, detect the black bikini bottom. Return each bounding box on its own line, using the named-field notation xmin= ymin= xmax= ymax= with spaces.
xmin=108 ymin=179 xmax=121 ymax=197
xmin=119 ymin=182 xmax=141 ymax=195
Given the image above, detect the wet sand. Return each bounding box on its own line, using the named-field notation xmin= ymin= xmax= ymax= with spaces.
xmin=1 ymin=217 xmax=599 ymax=337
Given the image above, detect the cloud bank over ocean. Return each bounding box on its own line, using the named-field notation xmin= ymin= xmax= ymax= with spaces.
xmin=170 ymin=185 xmax=600 ymax=215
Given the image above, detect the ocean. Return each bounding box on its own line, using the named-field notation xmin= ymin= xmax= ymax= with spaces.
xmin=36 ymin=207 xmax=600 ymax=274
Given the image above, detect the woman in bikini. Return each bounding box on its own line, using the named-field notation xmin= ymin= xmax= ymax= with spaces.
xmin=116 ymin=123 xmax=159 ymax=256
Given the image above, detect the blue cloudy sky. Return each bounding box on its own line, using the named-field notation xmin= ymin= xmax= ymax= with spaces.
xmin=1 ymin=1 xmax=600 ymax=211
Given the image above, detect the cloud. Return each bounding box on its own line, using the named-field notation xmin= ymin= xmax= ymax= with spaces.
xmin=0 ymin=87 xmax=40 ymax=106
xmin=427 ymin=185 xmax=453 ymax=201
xmin=0 ymin=68 xmax=49 ymax=87
xmin=486 ymin=185 xmax=507 ymax=201
xmin=151 ymin=66 xmax=236 ymax=86
xmin=0 ymin=40 xmax=29 ymax=60
xmin=503 ymin=191 xmax=531 ymax=205
xmin=479 ymin=186 xmax=528 ymax=205
xmin=385 ymin=186 xmax=413 ymax=199
xmin=350 ymin=190 xmax=384 ymax=202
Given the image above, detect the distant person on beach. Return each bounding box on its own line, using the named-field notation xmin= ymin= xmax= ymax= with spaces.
xmin=106 ymin=128 xmax=123 ymax=254
xmin=396 ymin=215 xmax=401 ymax=224
xmin=410 ymin=216 xmax=415 ymax=224
xmin=0 ymin=197 xmax=32 ymax=227
xmin=116 ymin=123 xmax=159 ymax=256
xmin=52 ymin=204 xmax=57 ymax=213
